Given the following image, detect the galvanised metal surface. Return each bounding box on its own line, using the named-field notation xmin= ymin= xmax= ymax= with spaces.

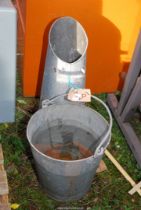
xmin=27 ymin=96 xmax=112 ymax=201
xmin=0 ymin=0 xmax=17 ymax=122
xmin=40 ymin=17 xmax=88 ymax=102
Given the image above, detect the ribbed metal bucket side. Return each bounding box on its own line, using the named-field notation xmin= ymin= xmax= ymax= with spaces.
xmin=27 ymin=96 xmax=112 ymax=201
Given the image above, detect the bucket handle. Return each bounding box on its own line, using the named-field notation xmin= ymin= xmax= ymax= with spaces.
xmin=42 ymin=94 xmax=113 ymax=158
xmin=91 ymin=95 xmax=112 ymax=158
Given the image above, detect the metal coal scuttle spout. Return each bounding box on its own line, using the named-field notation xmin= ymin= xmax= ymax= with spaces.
xmin=40 ymin=16 xmax=88 ymax=104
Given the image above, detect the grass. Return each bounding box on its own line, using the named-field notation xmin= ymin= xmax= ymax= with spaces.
xmin=0 ymin=80 xmax=141 ymax=209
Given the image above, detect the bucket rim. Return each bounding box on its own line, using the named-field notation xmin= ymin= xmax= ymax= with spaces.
xmin=26 ymin=102 xmax=111 ymax=163
xmin=48 ymin=16 xmax=88 ymax=65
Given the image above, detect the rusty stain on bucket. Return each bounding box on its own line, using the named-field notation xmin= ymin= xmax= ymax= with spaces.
xmin=34 ymin=143 xmax=93 ymax=160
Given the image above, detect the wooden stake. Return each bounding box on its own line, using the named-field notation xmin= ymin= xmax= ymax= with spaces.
xmin=129 ymin=181 xmax=141 ymax=195
xmin=0 ymin=171 xmax=9 ymax=195
xmin=0 ymin=145 xmax=4 ymax=166
xmin=105 ymin=149 xmax=141 ymax=196
xmin=0 ymin=145 xmax=10 ymax=209
xmin=0 ymin=204 xmax=11 ymax=210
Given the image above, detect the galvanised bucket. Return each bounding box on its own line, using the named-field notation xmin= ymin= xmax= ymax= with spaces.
xmin=27 ymin=95 xmax=112 ymax=201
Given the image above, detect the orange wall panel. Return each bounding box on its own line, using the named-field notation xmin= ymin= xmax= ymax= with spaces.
xmin=22 ymin=0 xmax=141 ymax=96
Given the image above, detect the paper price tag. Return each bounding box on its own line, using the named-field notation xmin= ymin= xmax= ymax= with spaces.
xmin=68 ymin=89 xmax=91 ymax=102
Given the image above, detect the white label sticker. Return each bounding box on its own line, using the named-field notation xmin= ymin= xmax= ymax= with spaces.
xmin=68 ymin=89 xmax=91 ymax=102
